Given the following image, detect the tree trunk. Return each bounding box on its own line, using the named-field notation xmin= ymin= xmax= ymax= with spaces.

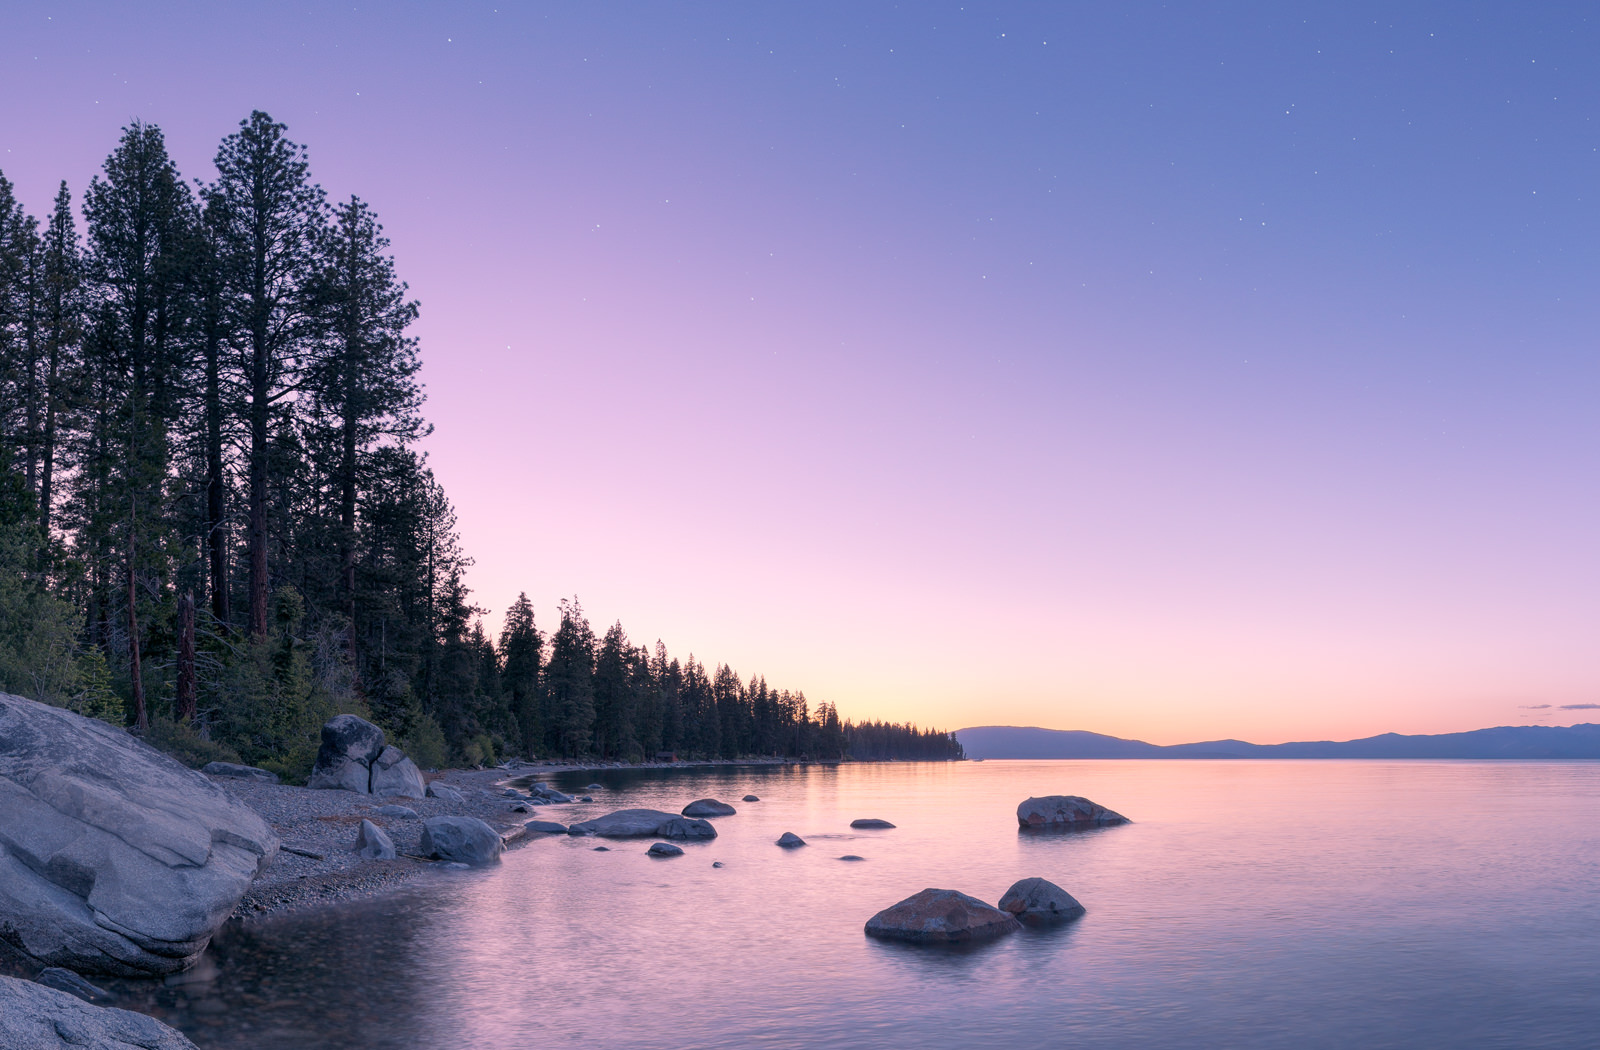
xmin=176 ymin=590 xmax=196 ymax=724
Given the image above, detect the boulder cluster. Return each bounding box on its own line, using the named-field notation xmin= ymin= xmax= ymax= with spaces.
xmin=306 ymin=715 xmax=426 ymax=799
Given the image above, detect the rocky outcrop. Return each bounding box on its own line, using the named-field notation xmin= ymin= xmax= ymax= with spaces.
xmin=355 ymin=820 xmax=396 ymax=861
xmin=998 ymin=877 xmax=1085 ymax=922
xmin=368 ymin=745 xmax=425 ymax=799
xmin=0 ymin=975 xmax=199 ymax=1049
xmin=647 ymin=842 xmax=683 ymax=857
xmin=420 ymin=817 xmax=503 ymax=865
xmin=201 ymin=762 xmax=278 ymax=783
xmin=864 ymin=888 xmax=1022 ymax=944
xmin=1016 ymin=795 xmax=1129 ymax=829
xmin=776 ymin=832 xmax=806 ymax=848
xmin=851 ymin=818 xmax=896 ymax=829
xmin=0 ymin=692 xmax=278 ymax=977
xmin=682 ymin=798 xmax=736 ymax=817
xmin=306 ymin=715 xmax=386 ymax=794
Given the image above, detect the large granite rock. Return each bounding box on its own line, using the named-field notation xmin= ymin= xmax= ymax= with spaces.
xmin=0 ymin=975 xmax=199 ymax=1049
xmin=419 ymin=816 xmax=502 ymax=865
xmin=1016 ymin=795 xmax=1130 ymax=829
xmin=368 ymin=745 xmax=425 ymax=799
xmin=306 ymin=715 xmax=386 ymax=794
xmin=864 ymin=888 xmax=1022 ymax=945
xmin=567 ymin=808 xmax=681 ymax=837
xmin=354 ymin=820 xmax=396 ymax=861
xmin=0 ymin=692 xmax=278 ymax=977
xmin=658 ymin=816 xmax=717 ymax=840
xmin=998 ymin=877 xmax=1086 ymax=922
xmin=681 ymin=798 xmax=736 ymax=817
xmin=201 ymin=761 xmax=278 ymax=783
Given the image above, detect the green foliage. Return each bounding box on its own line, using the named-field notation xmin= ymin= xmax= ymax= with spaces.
xmin=0 ymin=505 xmax=84 ymax=708
xmin=141 ymin=713 xmax=241 ymax=769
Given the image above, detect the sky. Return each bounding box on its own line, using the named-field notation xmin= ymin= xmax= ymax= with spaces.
xmin=2 ymin=2 xmax=1597 ymax=745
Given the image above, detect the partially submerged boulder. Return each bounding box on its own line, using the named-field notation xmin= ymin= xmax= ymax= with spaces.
xmin=355 ymin=819 xmax=396 ymax=861
xmin=851 ymin=818 xmax=896 ymax=829
xmin=524 ymin=820 xmax=568 ymax=834
xmin=420 ymin=816 xmax=503 ymax=865
xmin=998 ymin=877 xmax=1085 ymax=923
xmin=864 ymin=888 xmax=1022 ymax=945
xmin=647 ymin=842 xmax=683 ymax=857
xmin=682 ymin=798 xmax=736 ymax=817
xmin=0 ymin=975 xmax=198 ymax=1049
xmin=369 ymin=746 xmax=425 ymax=799
xmin=201 ymin=761 xmax=278 ymax=783
xmin=742 ymin=794 xmax=760 ymax=802
xmin=567 ymin=808 xmax=681 ymax=837
xmin=305 ymin=715 xmax=386 ymax=794
xmin=528 ymin=782 xmax=574 ymax=803
xmin=658 ymin=816 xmax=717 ymax=840
xmin=0 ymin=692 xmax=278 ymax=977
xmin=1016 ymin=795 xmax=1129 ymax=829
xmin=776 ymin=832 xmax=806 ymax=848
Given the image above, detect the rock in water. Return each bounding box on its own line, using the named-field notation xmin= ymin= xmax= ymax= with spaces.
xmin=0 ymin=692 xmax=277 ymax=977
xmin=838 ymin=855 xmax=866 ymax=862
xmin=524 ymin=820 xmax=568 ymax=834
xmin=647 ymin=842 xmax=684 ymax=857
xmin=567 ymin=808 xmax=681 ymax=837
xmin=742 ymin=794 xmax=760 ymax=802
xmin=682 ymin=798 xmax=737 ymax=817
xmin=355 ymin=819 xmax=396 ymax=860
xmin=776 ymin=832 xmax=807 ymax=848
xmin=369 ymin=746 xmax=426 ymax=799
xmin=306 ymin=714 xmax=386 ymax=794
xmin=1015 ymin=796 xmax=1130 ymax=829
xmin=34 ymin=968 xmax=113 ymax=1004
xmin=585 ymin=783 xmax=604 ymax=790
xmin=864 ymin=888 xmax=1022 ymax=945
xmin=851 ymin=818 xmax=896 ymax=829
xmin=529 ymin=782 xmax=575 ymax=803
xmin=427 ymin=782 xmax=464 ymax=803
xmin=420 ymin=817 xmax=503 ymax=865
xmin=201 ymin=761 xmax=278 ymax=783
xmin=0 ymin=975 xmax=199 ymax=1049
xmin=998 ymin=877 xmax=1086 ymax=923
xmin=658 ymin=816 xmax=717 ymax=840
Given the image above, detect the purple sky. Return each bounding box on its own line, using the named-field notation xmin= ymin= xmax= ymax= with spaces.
xmin=4 ymin=3 xmax=1597 ymax=742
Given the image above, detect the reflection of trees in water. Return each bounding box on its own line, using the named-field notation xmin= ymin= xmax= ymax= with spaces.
xmin=106 ymin=889 xmax=441 ymax=1050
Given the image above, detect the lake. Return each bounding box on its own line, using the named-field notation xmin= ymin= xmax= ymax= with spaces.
xmin=98 ymin=760 xmax=1600 ymax=1048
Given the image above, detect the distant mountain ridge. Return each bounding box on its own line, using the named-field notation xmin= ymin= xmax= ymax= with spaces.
xmin=955 ymin=723 xmax=1600 ymax=760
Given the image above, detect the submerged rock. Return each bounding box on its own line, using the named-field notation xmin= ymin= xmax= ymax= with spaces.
xmin=420 ymin=816 xmax=503 ymax=865
xmin=864 ymin=888 xmax=1022 ymax=945
xmin=850 ymin=818 xmax=896 ymax=829
xmin=369 ymin=745 xmax=425 ymax=799
xmin=682 ymin=798 xmax=737 ymax=817
xmin=0 ymin=692 xmax=277 ymax=977
xmin=355 ymin=819 xmax=396 ymax=861
xmin=0 ymin=975 xmax=198 ymax=1049
xmin=838 ymin=855 xmax=866 ymax=862
xmin=1016 ymin=796 xmax=1130 ymax=829
xmin=648 ymin=842 xmax=684 ymax=857
xmin=998 ymin=877 xmax=1085 ymax=923
xmin=306 ymin=714 xmax=387 ymax=794
xmin=201 ymin=761 xmax=278 ymax=783
xmin=776 ymin=832 xmax=807 ymax=848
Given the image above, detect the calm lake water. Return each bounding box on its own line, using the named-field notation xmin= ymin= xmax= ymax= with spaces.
xmin=93 ymin=761 xmax=1600 ymax=1048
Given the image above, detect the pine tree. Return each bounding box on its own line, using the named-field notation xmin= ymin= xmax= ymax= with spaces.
xmin=499 ymin=592 xmax=542 ymax=756
xmin=543 ymin=598 xmax=595 ymax=756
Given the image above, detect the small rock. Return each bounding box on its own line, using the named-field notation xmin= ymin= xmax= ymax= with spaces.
xmin=585 ymin=783 xmax=604 ymax=790
xmin=712 ymin=861 xmax=725 ymax=868
xmin=373 ymin=805 xmax=417 ymax=819
xmin=647 ymin=842 xmax=684 ymax=857
xmin=592 ymin=846 xmax=610 ymax=851
xmin=426 ymin=782 xmax=465 ymax=803
xmin=420 ymin=816 xmax=503 ymax=865
xmin=1016 ymin=796 xmax=1130 ymax=829
xmin=524 ymin=820 xmax=568 ymax=833
xmin=35 ymin=968 xmax=113 ymax=1005
xmin=998 ymin=877 xmax=1085 ymax=923
xmin=851 ymin=818 xmax=895 ymax=829
xmin=838 ymin=855 xmax=865 ymax=862
xmin=682 ymin=798 xmax=737 ymax=817
xmin=776 ymin=832 xmax=807 ymax=848
xmin=864 ymin=888 xmax=1022 ymax=944
xmin=201 ymin=761 xmax=279 ymax=783
xmin=580 ymin=796 xmax=594 ymax=803
xmin=742 ymin=794 xmax=760 ymax=802
xmin=509 ymin=802 xmax=531 ymax=813
xmin=529 ymin=783 xmax=575 ymax=803
xmin=354 ymin=819 xmax=396 ymax=861
xmin=503 ymin=788 xmax=522 ymax=797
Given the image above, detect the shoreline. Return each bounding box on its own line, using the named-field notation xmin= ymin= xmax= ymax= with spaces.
xmin=219 ymin=756 xmax=805 ymax=920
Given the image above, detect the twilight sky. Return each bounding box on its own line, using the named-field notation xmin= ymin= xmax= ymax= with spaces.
xmin=3 ymin=2 xmax=1597 ymax=743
